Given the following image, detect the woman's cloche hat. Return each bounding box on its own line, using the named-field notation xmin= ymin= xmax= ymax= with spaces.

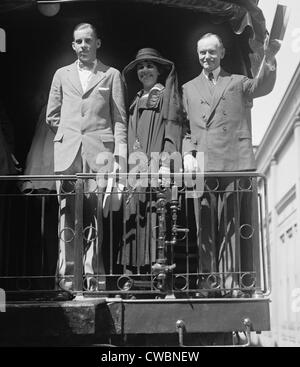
xmin=122 ymin=47 xmax=174 ymax=76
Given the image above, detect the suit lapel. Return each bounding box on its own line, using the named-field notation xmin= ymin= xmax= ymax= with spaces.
xmin=66 ymin=62 xmax=84 ymax=95
xmin=84 ymin=61 xmax=107 ymax=95
xmin=207 ymin=69 xmax=232 ymax=124
xmin=192 ymin=73 xmax=211 ymax=105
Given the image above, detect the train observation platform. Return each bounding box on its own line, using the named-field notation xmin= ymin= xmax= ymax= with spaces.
xmin=0 ymin=295 xmax=270 ymax=346
xmin=0 ymin=172 xmax=271 ymax=346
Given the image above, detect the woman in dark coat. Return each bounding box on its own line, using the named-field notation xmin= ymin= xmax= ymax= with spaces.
xmin=119 ymin=48 xmax=182 ymax=271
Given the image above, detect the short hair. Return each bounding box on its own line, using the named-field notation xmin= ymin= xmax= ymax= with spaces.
xmin=197 ymin=33 xmax=224 ymax=51
xmin=73 ymin=23 xmax=99 ymax=39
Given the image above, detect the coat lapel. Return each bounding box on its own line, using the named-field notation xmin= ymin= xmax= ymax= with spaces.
xmin=128 ymin=93 xmax=141 ymax=153
xmin=66 ymin=62 xmax=84 ymax=95
xmin=207 ymin=69 xmax=232 ymax=123
xmin=192 ymin=73 xmax=211 ymax=105
xmin=84 ymin=61 xmax=107 ymax=95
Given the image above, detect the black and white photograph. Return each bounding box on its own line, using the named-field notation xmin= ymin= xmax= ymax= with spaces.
xmin=0 ymin=0 xmax=299 ymax=352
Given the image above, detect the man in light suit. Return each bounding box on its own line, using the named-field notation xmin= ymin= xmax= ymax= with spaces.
xmin=47 ymin=23 xmax=127 ymax=291
xmin=182 ymin=33 xmax=280 ymax=296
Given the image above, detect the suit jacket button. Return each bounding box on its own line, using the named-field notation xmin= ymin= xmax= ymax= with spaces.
xmin=223 ymin=111 xmax=227 ymax=116
xmin=223 ymin=126 xmax=227 ymax=132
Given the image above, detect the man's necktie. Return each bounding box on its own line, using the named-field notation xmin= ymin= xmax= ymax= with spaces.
xmin=208 ymin=72 xmax=215 ymax=85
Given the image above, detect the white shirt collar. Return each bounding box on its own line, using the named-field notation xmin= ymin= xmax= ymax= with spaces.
xmin=203 ymin=66 xmax=221 ymax=82
xmin=76 ymin=59 xmax=98 ymax=93
xmin=77 ymin=59 xmax=98 ymax=72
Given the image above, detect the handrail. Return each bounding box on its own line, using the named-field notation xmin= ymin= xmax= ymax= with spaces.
xmin=0 ymin=171 xmax=267 ymax=180
xmin=176 ymin=318 xmax=252 ymax=347
xmin=0 ymin=172 xmax=271 ymax=299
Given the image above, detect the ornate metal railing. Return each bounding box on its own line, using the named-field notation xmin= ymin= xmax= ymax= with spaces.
xmin=0 ymin=172 xmax=270 ymax=300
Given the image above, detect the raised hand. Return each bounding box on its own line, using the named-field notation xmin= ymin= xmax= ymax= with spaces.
xmin=264 ymin=34 xmax=282 ymax=63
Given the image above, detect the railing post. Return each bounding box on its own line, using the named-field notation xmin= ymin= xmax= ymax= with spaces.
xmin=74 ymin=178 xmax=84 ymax=293
xmin=152 ymin=186 xmax=176 ymax=295
xmin=234 ymin=178 xmax=241 ymax=289
xmin=251 ymin=177 xmax=262 ymax=294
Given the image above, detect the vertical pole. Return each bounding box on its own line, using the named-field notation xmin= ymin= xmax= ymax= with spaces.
xmin=223 ymin=191 xmax=228 ymax=288
xmin=269 ymin=156 xmax=278 ymax=341
xmin=156 ymin=190 xmax=167 ymax=266
xmin=136 ymin=192 xmax=140 ymax=275
xmin=234 ymin=178 xmax=241 ymax=289
xmin=122 ymin=189 xmax=127 ymax=275
xmin=40 ymin=196 xmax=46 ymax=277
xmin=184 ymin=192 xmax=190 ymax=290
xmin=109 ymin=196 xmax=113 ymax=275
xmin=251 ymin=176 xmax=261 ymax=293
xmin=194 ymin=197 xmax=203 ymax=273
xmin=74 ymin=178 xmax=84 ymax=293
xmin=293 ymin=120 xmax=300 ymax=262
xmin=293 ymin=119 xmax=300 ymax=336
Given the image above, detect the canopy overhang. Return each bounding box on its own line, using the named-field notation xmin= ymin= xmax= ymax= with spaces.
xmin=0 ymin=0 xmax=267 ymax=75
